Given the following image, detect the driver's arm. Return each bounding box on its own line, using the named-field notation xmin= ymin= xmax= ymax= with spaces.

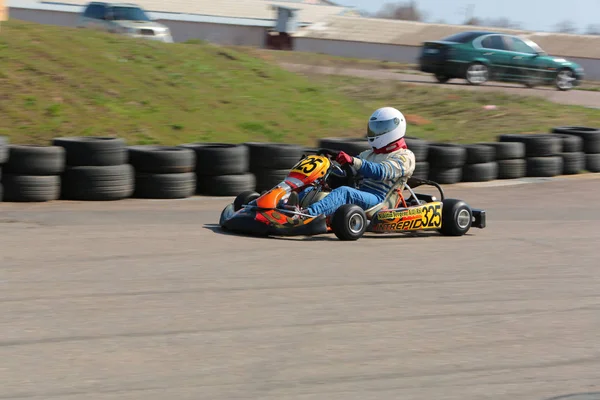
xmin=353 ymin=153 xmax=415 ymax=181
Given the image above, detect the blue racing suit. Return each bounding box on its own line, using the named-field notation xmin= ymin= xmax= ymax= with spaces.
xmin=300 ymin=147 xmax=416 ymax=216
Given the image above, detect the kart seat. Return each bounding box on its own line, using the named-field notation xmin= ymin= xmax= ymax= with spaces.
xmin=365 ymin=179 xmax=408 ymax=219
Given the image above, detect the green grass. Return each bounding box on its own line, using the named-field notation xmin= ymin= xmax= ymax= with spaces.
xmin=308 ymin=74 xmax=600 ymax=143
xmin=0 ymin=20 xmax=366 ymax=146
xmin=1 ymin=19 xmax=598 ymax=147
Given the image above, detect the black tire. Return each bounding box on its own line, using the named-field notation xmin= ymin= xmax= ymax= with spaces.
xmin=244 ymin=142 xmax=305 ymax=170
xmin=0 ymin=136 xmax=8 ymax=164
xmin=585 ymin=153 xmax=600 ymax=173
xmin=196 ymin=173 xmax=256 ymax=196
xmin=463 ymin=144 xmax=495 ymax=164
xmin=233 ymin=190 xmax=261 ymax=211
xmin=133 ymin=172 xmax=196 ymax=199
xmin=404 ymin=137 xmax=429 ymax=162
xmin=526 ymin=156 xmax=563 ymax=177
xmin=462 ymin=162 xmax=498 ymax=182
xmin=435 ymin=73 xmax=450 ymax=83
xmin=2 ymin=174 xmax=60 ymax=202
xmin=3 ymin=145 xmax=66 ymax=175
xmin=331 ymin=204 xmax=367 ymax=241
xmin=560 ymin=152 xmax=585 ymax=175
xmin=498 ymin=134 xmax=562 ymax=157
xmin=551 ymin=127 xmax=600 ymax=154
xmin=429 ymin=166 xmax=462 ymax=184
xmin=551 ymin=134 xmax=583 ymax=153
xmin=412 ymin=161 xmax=429 ymax=180
xmin=179 ymin=143 xmax=249 ymax=176
xmin=52 ymin=137 xmax=127 ymax=166
xmin=318 ymin=137 xmax=371 ymax=156
xmin=438 ymin=198 xmax=472 ymax=236
xmin=0 ymin=183 xmax=3 ymax=202
xmin=128 ymin=146 xmax=196 ymax=174
xmin=427 ymin=143 xmax=467 ymax=168
xmin=478 ymin=142 xmax=525 ymax=160
xmin=497 ymin=159 xmax=526 ymax=179
xmin=253 ymin=168 xmax=289 ymax=192
xmin=61 ymin=164 xmax=134 ymax=201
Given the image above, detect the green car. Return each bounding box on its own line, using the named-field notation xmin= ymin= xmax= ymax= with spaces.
xmin=418 ymin=31 xmax=584 ymax=91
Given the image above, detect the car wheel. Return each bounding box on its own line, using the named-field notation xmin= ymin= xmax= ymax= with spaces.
xmin=555 ymin=68 xmax=576 ymax=91
xmin=331 ymin=204 xmax=367 ymax=241
xmin=438 ymin=198 xmax=473 ymax=236
xmin=435 ymin=73 xmax=450 ymax=83
xmin=233 ymin=190 xmax=260 ymax=211
xmin=465 ymin=62 xmax=489 ymax=85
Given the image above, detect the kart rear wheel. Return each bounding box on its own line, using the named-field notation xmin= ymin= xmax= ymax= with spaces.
xmin=331 ymin=204 xmax=367 ymax=241
xmin=438 ymin=198 xmax=472 ymax=236
xmin=234 ymin=190 xmax=260 ymax=211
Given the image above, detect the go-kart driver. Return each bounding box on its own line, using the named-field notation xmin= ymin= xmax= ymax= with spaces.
xmin=289 ymin=106 xmax=416 ymax=219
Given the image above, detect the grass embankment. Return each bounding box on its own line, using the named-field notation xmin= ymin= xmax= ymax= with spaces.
xmin=1 ymin=19 xmax=598 ymax=146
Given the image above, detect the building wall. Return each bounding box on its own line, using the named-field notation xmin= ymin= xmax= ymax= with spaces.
xmin=294 ymin=37 xmax=600 ymax=80
xmin=155 ymin=19 xmax=266 ymax=46
xmin=8 ymin=7 xmax=267 ymax=47
xmin=1 ymin=0 xmax=7 ymax=21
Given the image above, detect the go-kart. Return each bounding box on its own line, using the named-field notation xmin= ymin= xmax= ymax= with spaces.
xmin=219 ymin=149 xmax=486 ymax=241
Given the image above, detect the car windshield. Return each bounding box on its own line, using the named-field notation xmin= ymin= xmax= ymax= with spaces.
xmin=442 ymin=31 xmax=484 ymax=43
xmin=522 ymin=38 xmax=547 ymax=55
xmin=109 ymin=6 xmax=151 ymax=21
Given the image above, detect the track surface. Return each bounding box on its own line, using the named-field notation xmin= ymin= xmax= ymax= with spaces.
xmin=281 ymin=63 xmax=600 ymax=109
xmin=2 ymin=175 xmax=600 ymax=400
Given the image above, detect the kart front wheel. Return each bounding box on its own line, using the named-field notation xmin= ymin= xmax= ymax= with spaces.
xmin=233 ymin=190 xmax=260 ymax=211
xmin=331 ymin=204 xmax=367 ymax=241
xmin=438 ymin=198 xmax=472 ymax=236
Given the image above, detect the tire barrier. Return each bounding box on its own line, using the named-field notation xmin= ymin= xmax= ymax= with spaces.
xmin=1 ymin=145 xmax=65 ymax=202
xmin=52 ymin=137 xmax=134 ymax=201
xmin=498 ymin=134 xmax=563 ymax=177
xmin=128 ymin=146 xmax=196 ymax=199
xmin=551 ymin=127 xmax=600 ymax=173
xmin=0 ymin=128 xmax=598 ymax=203
xmin=245 ymin=142 xmax=304 ymax=192
xmin=180 ymin=143 xmax=255 ymax=196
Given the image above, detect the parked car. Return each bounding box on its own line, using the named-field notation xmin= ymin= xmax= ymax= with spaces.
xmin=418 ymin=31 xmax=584 ymax=91
xmin=78 ymin=2 xmax=173 ymax=43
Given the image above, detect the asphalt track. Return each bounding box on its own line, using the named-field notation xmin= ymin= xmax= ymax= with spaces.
xmin=2 ymin=174 xmax=600 ymax=400
xmin=281 ymin=63 xmax=600 ymax=109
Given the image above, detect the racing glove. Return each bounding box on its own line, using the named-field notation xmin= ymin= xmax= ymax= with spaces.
xmin=336 ymin=151 xmax=354 ymax=165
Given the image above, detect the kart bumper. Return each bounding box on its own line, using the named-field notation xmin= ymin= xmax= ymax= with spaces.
xmin=220 ymin=204 xmax=329 ymax=237
xmin=472 ymin=208 xmax=486 ymax=229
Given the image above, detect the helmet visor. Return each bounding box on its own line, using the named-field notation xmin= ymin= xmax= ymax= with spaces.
xmin=367 ymin=117 xmax=400 ymax=138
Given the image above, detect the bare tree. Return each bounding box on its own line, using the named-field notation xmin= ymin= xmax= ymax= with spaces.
xmin=373 ymin=1 xmax=426 ymax=21
xmin=464 ymin=16 xmax=522 ymax=29
xmin=585 ymin=23 xmax=600 ymax=35
xmin=554 ymin=20 xmax=577 ymax=33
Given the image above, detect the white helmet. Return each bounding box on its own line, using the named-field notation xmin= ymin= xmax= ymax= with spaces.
xmin=366 ymin=107 xmax=407 ymax=150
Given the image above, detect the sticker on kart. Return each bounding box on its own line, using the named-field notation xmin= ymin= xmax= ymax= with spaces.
xmin=371 ymin=202 xmax=443 ymax=231
xmin=289 ymin=155 xmax=330 ymax=179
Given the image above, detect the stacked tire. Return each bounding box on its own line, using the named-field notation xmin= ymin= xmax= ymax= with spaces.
xmin=128 ymin=146 xmax=196 ymax=199
xmin=1 ymin=144 xmax=65 ymax=202
xmin=498 ymin=134 xmax=563 ymax=177
xmin=478 ymin=142 xmax=526 ymax=179
xmin=0 ymin=136 xmax=8 ymax=201
xmin=405 ymin=137 xmax=429 ymax=180
xmin=550 ymin=133 xmax=585 ymax=175
xmin=245 ymin=142 xmax=304 ymax=192
xmin=551 ymin=127 xmax=600 ymax=173
xmin=53 ymin=137 xmax=134 ymax=200
xmin=427 ymin=143 xmax=467 ymax=184
xmin=460 ymin=144 xmax=498 ymax=182
xmin=180 ymin=143 xmax=255 ymax=196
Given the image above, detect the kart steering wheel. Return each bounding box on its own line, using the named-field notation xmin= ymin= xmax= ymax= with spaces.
xmin=317 ymin=148 xmax=360 ymax=188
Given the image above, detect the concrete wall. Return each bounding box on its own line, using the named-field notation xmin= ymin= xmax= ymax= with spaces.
xmin=155 ymin=19 xmax=266 ymax=46
xmin=294 ymin=37 xmax=600 ymax=80
xmin=1 ymin=0 xmax=7 ymax=21
xmin=8 ymin=7 xmax=267 ymax=47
